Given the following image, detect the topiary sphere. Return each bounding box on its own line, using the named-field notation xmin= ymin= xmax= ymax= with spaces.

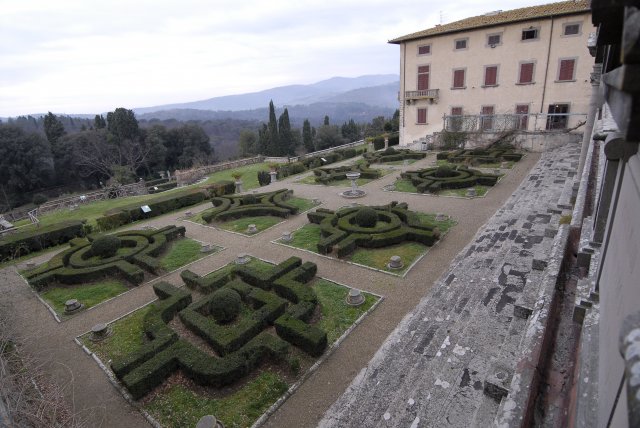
xmin=355 ymin=207 xmax=378 ymax=228
xmin=434 ymin=166 xmax=455 ymax=178
xmin=91 ymin=235 xmax=121 ymax=258
xmin=210 ymin=288 xmax=241 ymax=323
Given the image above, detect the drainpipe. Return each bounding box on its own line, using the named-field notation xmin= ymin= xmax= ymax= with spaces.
xmin=540 ymin=16 xmax=554 ymax=114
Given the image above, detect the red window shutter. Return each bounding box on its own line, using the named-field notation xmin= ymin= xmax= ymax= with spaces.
xmin=451 ymin=107 xmax=463 ymax=115
xmin=481 ymin=106 xmax=494 ymax=115
xmin=417 ymin=108 xmax=427 ymax=124
xmin=417 ymin=65 xmax=430 ymax=90
xmin=559 ymin=59 xmax=575 ymax=81
xmin=484 ymin=66 xmax=497 ymax=86
xmin=519 ymin=63 xmax=534 ymax=83
xmin=453 ymin=69 xmax=465 ymax=88
xmin=418 ymin=45 xmax=430 ymax=55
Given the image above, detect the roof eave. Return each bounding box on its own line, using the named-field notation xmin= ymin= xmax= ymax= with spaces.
xmin=387 ymin=8 xmax=590 ymax=45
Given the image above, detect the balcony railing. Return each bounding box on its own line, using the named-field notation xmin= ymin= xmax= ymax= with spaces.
xmin=405 ymin=89 xmax=439 ymax=101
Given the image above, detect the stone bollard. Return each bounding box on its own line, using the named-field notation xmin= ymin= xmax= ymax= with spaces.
xmin=466 ymin=188 xmax=477 ymax=197
xmin=90 ymin=323 xmax=111 ymax=341
xmin=435 ymin=213 xmax=448 ymax=222
xmin=247 ymin=224 xmax=258 ymax=234
xmin=281 ymin=231 xmax=293 ymax=242
xmin=346 ymin=288 xmax=365 ymax=306
xmin=312 ymin=198 xmax=320 ymax=205
xmin=196 ymin=415 xmax=225 ymax=428
xmin=184 ymin=211 xmax=193 ymax=217
xmin=201 ymin=243 xmax=211 ymax=253
xmin=269 ymin=171 xmax=277 ymax=184
xmin=500 ymin=161 xmax=509 ymax=169
xmin=235 ymin=181 xmax=243 ymax=193
xmin=64 ymin=299 xmax=83 ymax=314
xmin=388 ymin=255 xmax=404 ymax=270
xmin=236 ymin=253 xmax=250 ymax=265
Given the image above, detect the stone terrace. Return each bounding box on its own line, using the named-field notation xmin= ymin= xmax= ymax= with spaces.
xmin=319 ymin=143 xmax=580 ymax=427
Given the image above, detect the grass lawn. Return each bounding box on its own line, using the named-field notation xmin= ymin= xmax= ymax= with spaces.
xmin=219 ymin=216 xmax=283 ymax=235
xmin=160 ymin=238 xmax=220 ymax=271
xmin=297 ymin=171 xmax=391 ymax=187
xmin=202 ymin=163 xmax=270 ymax=190
xmin=144 ymin=372 xmax=289 ymax=428
xmin=436 ymin=159 xmax=515 ymax=169
xmin=41 ymin=280 xmax=129 ymax=316
xmin=279 ymin=213 xmax=456 ymax=275
xmin=81 ymin=304 xmax=153 ymax=363
xmin=314 ymin=278 xmax=377 ymax=343
xmin=80 ymin=258 xmax=380 ymax=428
xmin=376 ymin=159 xmax=419 ymax=166
xmin=286 ymin=196 xmax=320 ymax=213
xmin=392 ymin=179 xmax=491 ymax=197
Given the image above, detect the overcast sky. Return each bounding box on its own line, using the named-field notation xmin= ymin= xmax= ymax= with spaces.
xmin=1 ymin=0 xmax=555 ymax=117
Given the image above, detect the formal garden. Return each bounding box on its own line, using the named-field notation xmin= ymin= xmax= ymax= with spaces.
xmin=20 ymin=225 xmax=222 ymax=319
xmin=363 ymin=147 xmax=427 ymax=165
xmin=390 ymin=165 xmax=503 ymax=197
xmin=185 ymin=189 xmax=320 ymax=235
xmin=296 ymin=163 xmax=392 ymax=187
xmin=275 ymin=202 xmax=456 ymax=276
xmin=79 ymin=256 xmax=380 ymax=427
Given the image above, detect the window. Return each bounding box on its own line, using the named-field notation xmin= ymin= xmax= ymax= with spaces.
xmin=563 ymin=23 xmax=581 ymax=36
xmin=417 ymin=108 xmax=427 ymax=124
xmin=455 ymin=38 xmax=468 ymax=50
xmin=484 ymin=65 xmax=498 ymax=86
xmin=516 ymin=104 xmax=529 ymax=130
xmin=452 ymin=69 xmax=466 ymax=89
xmin=481 ymin=106 xmax=494 ymax=130
xmin=558 ymin=58 xmax=576 ymax=81
xmin=521 ymin=28 xmax=539 ymax=40
xmin=518 ymin=62 xmax=535 ymax=84
xmin=449 ymin=107 xmax=463 ymax=131
xmin=417 ymin=65 xmax=430 ymax=91
xmin=418 ymin=44 xmax=431 ymax=55
xmin=546 ymin=104 xmax=569 ymax=130
xmin=487 ymin=34 xmax=502 ymax=46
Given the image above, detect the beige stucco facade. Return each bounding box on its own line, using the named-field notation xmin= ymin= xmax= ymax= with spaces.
xmin=395 ymin=11 xmax=595 ymax=146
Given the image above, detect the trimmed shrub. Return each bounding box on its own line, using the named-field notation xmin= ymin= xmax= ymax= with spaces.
xmin=210 ymin=288 xmax=241 ymax=323
xmin=373 ymin=136 xmax=385 ymax=150
xmin=257 ymin=170 xmax=271 ymax=186
xmin=0 ymin=220 xmax=85 ymax=260
xmin=275 ymin=314 xmax=327 ymax=357
xmin=354 ymin=207 xmax=378 ymax=228
xmin=91 ymin=235 xmax=122 ymax=258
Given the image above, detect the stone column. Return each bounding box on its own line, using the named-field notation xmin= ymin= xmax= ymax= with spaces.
xmin=578 ymin=64 xmax=603 ymax=176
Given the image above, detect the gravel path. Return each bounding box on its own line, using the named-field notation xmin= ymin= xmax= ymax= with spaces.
xmin=0 ymin=150 xmax=540 ymax=427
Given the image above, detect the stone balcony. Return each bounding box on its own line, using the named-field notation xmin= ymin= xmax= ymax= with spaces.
xmin=404 ymin=89 xmax=439 ymax=103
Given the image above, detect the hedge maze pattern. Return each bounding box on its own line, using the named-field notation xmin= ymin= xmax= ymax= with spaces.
xmin=401 ymin=166 xmax=500 ymax=194
xmin=200 ymin=189 xmax=299 ymax=223
xmin=312 ymin=163 xmax=380 ymax=185
xmin=363 ymin=148 xmax=426 ymax=164
xmin=436 ymin=147 xmax=523 ymax=165
xmin=24 ymin=225 xmax=186 ymax=290
xmin=112 ymin=257 xmax=327 ymax=400
xmin=307 ymin=202 xmax=441 ymax=258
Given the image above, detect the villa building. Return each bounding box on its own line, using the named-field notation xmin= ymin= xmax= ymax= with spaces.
xmin=390 ymin=0 xmax=594 ymax=146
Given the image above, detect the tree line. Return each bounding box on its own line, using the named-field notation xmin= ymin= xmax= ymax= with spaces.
xmin=0 ymin=108 xmax=213 ymax=209
xmin=238 ymin=100 xmax=399 ymax=158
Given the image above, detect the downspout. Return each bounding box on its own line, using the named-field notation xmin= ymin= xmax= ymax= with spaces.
xmin=540 ymin=16 xmax=554 ymax=114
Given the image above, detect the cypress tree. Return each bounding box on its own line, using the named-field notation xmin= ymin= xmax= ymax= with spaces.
xmin=278 ymin=108 xmax=294 ymax=156
xmin=267 ymin=100 xmax=279 ymax=156
xmin=302 ymin=119 xmax=314 ymax=152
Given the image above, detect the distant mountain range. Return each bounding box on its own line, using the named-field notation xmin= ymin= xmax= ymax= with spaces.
xmin=134 ymin=74 xmax=399 ymax=115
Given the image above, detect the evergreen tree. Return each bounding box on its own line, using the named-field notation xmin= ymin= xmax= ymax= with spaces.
xmin=323 ymin=115 xmax=330 ymax=126
xmin=257 ymin=124 xmax=269 ymax=155
xmin=106 ymin=107 xmax=139 ymax=142
xmin=341 ymin=119 xmax=360 ymax=142
xmin=302 ymin=119 xmax=314 ymax=152
xmin=266 ymin=100 xmax=279 ymax=156
xmin=278 ymin=108 xmax=294 ymax=156
xmin=43 ymin=112 xmax=66 ymax=145
xmin=94 ymin=114 xmax=106 ymax=129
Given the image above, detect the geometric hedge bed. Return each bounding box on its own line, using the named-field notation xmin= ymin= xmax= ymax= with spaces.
xmin=106 ymin=256 xmax=371 ymax=402
xmin=307 ymin=202 xmax=441 ymax=258
xmin=310 ymin=163 xmax=381 ymax=185
xmin=24 ymin=225 xmax=186 ymax=291
xmin=197 ymin=189 xmax=299 ymax=224
xmin=436 ymin=146 xmax=523 ymax=165
xmin=363 ymin=147 xmax=426 ymax=164
xmin=400 ymin=166 xmax=500 ymax=194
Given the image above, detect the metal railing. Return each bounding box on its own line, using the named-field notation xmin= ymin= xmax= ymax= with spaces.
xmin=443 ymin=113 xmax=587 ymax=133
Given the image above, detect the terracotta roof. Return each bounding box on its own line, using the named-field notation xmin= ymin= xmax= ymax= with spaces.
xmin=389 ymin=0 xmax=590 ymax=44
